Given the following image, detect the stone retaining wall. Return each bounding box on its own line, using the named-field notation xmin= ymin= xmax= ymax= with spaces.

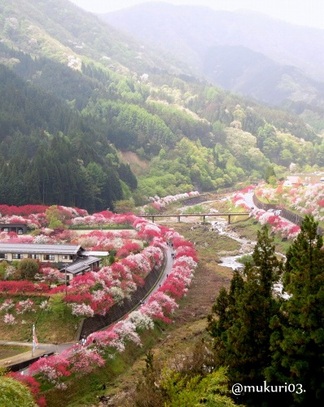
xmin=79 ymin=253 xmax=166 ymax=338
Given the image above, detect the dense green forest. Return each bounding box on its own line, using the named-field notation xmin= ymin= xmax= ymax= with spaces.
xmin=0 ymin=0 xmax=323 ymax=211
xmin=0 ymin=63 xmax=135 ymax=211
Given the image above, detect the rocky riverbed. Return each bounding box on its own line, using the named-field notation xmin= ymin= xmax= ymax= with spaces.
xmin=210 ymin=219 xmax=255 ymax=269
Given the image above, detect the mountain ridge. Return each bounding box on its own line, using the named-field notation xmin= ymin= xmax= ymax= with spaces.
xmin=101 ymin=2 xmax=324 ymax=81
xmin=0 ymin=0 xmax=187 ymax=76
xmin=100 ymin=2 xmax=324 ymax=125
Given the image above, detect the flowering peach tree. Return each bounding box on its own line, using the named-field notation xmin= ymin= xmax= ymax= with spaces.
xmin=141 ymin=191 xmax=200 ymax=213
xmin=232 ymin=182 xmax=323 ymax=239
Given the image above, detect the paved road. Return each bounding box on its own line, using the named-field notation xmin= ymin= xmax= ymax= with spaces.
xmin=143 ymin=246 xmax=173 ymax=298
xmin=0 ymin=340 xmax=73 ymax=369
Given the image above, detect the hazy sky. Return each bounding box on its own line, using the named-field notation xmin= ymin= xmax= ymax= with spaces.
xmin=70 ymin=0 xmax=324 ymax=30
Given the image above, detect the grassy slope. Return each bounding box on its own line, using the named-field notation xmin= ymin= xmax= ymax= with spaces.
xmin=0 ymin=295 xmax=80 ymax=343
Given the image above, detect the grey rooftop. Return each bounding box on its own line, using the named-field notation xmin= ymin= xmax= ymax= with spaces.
xmin=0 ymin=243 xmax=83 ymax=255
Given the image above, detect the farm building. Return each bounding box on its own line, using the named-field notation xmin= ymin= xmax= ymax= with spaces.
xmin=0 ymin=243 xmax=105 ymax=279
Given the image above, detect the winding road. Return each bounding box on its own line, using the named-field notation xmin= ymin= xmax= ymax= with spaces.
xmin=0 ymin=245 xmax=174 ymax=372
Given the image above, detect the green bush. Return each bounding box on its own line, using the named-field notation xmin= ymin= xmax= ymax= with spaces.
xmin=18 ymin=259 xmax=40 ymax=280
xmin=0 ymin=373 xmax=36 ymax=407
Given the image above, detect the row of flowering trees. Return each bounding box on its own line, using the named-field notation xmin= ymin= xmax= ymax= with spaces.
xmin=1 ymin=205 xmax=198 ymax=404
xmin=250 ymin=208 xmax=301 ymax=239
xmin=25 ymin=229 xmax=197 ymax=395
xmin=0 ymin=214 xmax=167 ymax=321
xmin=55 ymin=243 xmax=165 ymax=317
xmin=256 ymin=181 xmax=324 ymax=222
xmin=0 ymin=205 xmax=88 ymax=230
xmin=232 ymin=181 xmax=323 ymax=239
xmin=232 ymin=188 xmax=301 ymax=239
xmin=0 ymin=226 xmax=169 ymax=333
xmin=140 ymin=191 xmax=200 ymax=213
xmin=0 ymin=191 xmax=201 ymax=229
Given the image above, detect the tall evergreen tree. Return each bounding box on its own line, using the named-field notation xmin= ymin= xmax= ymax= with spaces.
xmin=207 ymin=271 xmax=244 ymax=360
xmin=208 ymin=226 xmax=283 ymax=404
xmin=266 ymin=215 xmax=324 ymax=405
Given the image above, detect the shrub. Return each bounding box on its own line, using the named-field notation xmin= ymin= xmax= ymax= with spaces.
xmin=18 ymin=259 xmax=40 ymax=281
xmin=237 ymin=254 xmax=253 ymax=265
xmin=0 ymin=374 xmax=37 ymax=407
xmin=0 ymin=261 xmax=8 ymax=280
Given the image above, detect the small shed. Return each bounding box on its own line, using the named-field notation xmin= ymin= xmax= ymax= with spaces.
xmin=60 ymin=256 xmax=100 ymax=280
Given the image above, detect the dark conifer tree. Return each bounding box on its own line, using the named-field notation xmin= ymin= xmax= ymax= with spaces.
xmin=118 ymin=162 xmax=138 ymax=190
xmin=266 ymin=215 xmax=324 ymax=405
xmin=208 ymin=226 xmax=283 ymax=405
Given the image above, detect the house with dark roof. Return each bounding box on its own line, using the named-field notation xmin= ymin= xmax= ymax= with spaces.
xmin=60 ymin=256 xmax=101 ymax=281
xmin=0 ymin=243 xmax=104 ymax=279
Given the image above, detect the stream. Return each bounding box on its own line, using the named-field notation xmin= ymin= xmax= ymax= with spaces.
xmin=180 ymin=194 xmax=289 ymax=298
xmin=210 ymin=219 xmax=255 ymax=269
xmin=210 ymin=218 xmax=289 ymax=299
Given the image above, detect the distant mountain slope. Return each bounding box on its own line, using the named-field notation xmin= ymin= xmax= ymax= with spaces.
xmin=0 ymin=0 xmax=185 ymax=76
xmin=0 ymin=63 xmax=129 ymax=211
xmin=203 ymin=45 xmax=324 ymax=107
xmin=101 ymin=3 xmax=324 ymax=124
xmin=101 ymin=3 xmax=324 ymax=81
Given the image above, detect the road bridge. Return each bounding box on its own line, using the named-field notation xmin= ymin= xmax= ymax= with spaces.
xmin=141 ymin=212 xmax=250 ymax=224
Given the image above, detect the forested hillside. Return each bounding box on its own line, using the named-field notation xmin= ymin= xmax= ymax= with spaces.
xmin=0 ymin=0 xmax=323 ymax=211
xmin=103 ymin=3 xmax=324 ymax=132
xmin=0 ymin=62 xmax=138 ymax=211
xmin=103 ymin=3 xmax=324 ymax=82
